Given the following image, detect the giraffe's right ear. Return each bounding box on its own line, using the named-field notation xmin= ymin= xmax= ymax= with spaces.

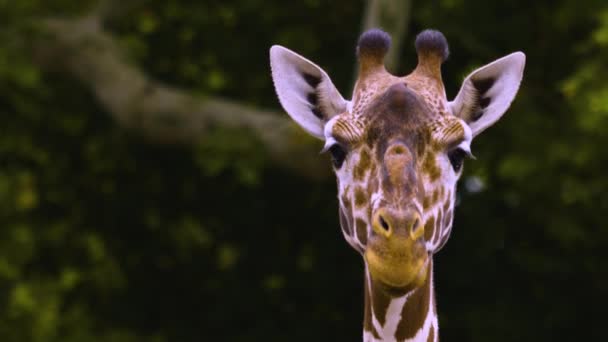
xmin=270 ymin=45 xmax=350 ymax=139
xmin=449 ymin=52 xmax=526 ymax=137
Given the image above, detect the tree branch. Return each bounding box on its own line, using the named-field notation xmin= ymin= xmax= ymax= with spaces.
xmin=28 ymin=1 xmax=412 ymax=180
xmin=33 ymin=14 xmax=330 ymax=179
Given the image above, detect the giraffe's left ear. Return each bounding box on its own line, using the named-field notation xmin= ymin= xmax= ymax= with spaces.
xmin=449 ymin=52 xmax=526 ymax=137
xmin=270 ymin=45 xmax=350 ymax=139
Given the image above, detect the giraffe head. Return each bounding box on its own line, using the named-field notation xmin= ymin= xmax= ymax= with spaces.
xmin=270 ymin=29 xmax=525 ymax=294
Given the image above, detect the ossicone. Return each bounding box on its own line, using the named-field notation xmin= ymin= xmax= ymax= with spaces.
xmin=412 ymin=29 xmax=449 ymax=81
xmin=415 ymin=29 xmax=449 ymax=63
xmin=357 ymin=28 xmax=391 ymax=74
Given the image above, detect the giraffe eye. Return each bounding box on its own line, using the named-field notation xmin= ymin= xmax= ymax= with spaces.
xmin=329 ymin=144 xmax=347 ymax=169
xmin=448 ymin=147 xmax=466 ymax=172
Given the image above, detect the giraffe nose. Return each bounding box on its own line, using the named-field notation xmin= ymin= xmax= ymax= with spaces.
xmin=372 ymin=208 xmax=423 ymax=240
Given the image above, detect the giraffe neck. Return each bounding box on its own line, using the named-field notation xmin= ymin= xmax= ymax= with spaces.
xmin=363 ymin=258 xmax=438 ymax=342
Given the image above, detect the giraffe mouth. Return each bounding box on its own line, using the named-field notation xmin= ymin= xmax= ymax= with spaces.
xmin=364 ymin=237 xmax=429 ymax=292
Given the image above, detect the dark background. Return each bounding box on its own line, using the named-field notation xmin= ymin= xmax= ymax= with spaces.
xmin=1 ymin=0 xmax=607 ymax=341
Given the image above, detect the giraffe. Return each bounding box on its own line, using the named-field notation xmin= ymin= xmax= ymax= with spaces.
xmin=270 ymin=29 xmax=525 ymax=341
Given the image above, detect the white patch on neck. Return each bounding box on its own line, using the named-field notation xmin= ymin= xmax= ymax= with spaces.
xmin=363 ymin=331 xmax=376 ymax=342
xmin=374 ymin=296 xmax=410 ymax=341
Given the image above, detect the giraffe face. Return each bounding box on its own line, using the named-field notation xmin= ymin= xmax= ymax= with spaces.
xmin=270 ymin=29 xmax=525 ymax=293
xmin=326 ymin=82 xmax=472 ymax=292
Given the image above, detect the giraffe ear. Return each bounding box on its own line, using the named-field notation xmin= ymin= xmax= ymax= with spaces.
xmin=449 ymin=52 xmax=526 ymax=137
xmin=270 ymin=45 xmax=350 ymax=139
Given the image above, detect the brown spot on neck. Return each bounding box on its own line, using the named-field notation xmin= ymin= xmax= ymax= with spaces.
xmin=370 ymin=278 xmax=392 ymax=327
xmin=394 ymin=259 xmax=433 ymax=340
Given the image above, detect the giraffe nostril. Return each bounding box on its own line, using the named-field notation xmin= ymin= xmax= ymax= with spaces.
xmin=410 ymin=217 xmax=424 ymax=240
xmin=379 ymin=215 xmax=390 ymax=232
xmin=412 ymin=218 xmax=420 ymax=231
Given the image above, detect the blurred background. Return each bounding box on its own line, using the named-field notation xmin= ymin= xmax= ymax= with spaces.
xmin=1 ymin=0 xmax=607 ymax=341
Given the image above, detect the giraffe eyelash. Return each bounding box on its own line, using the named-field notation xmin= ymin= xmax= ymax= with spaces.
xmin=451 ymin=140 xmax=475 ymax=159
xmin=320 ymin=137 xmax=339 ymax=154
xmin=320 ymin=138 xmax=348 ymax=169
xmin=447 ymin=145 xmax=474 ymax=173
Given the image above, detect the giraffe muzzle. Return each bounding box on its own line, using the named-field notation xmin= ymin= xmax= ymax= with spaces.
xmin=365 ymin=208 xmax=428 ymax=291
xmin=364 ymin=236 xmax=428 ymax=291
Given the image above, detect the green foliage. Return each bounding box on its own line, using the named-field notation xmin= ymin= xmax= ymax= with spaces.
xmin=1 ymin=0 xmax=607 ymax=341
xmin=195 ymin=127 xmax=268 ymax=186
